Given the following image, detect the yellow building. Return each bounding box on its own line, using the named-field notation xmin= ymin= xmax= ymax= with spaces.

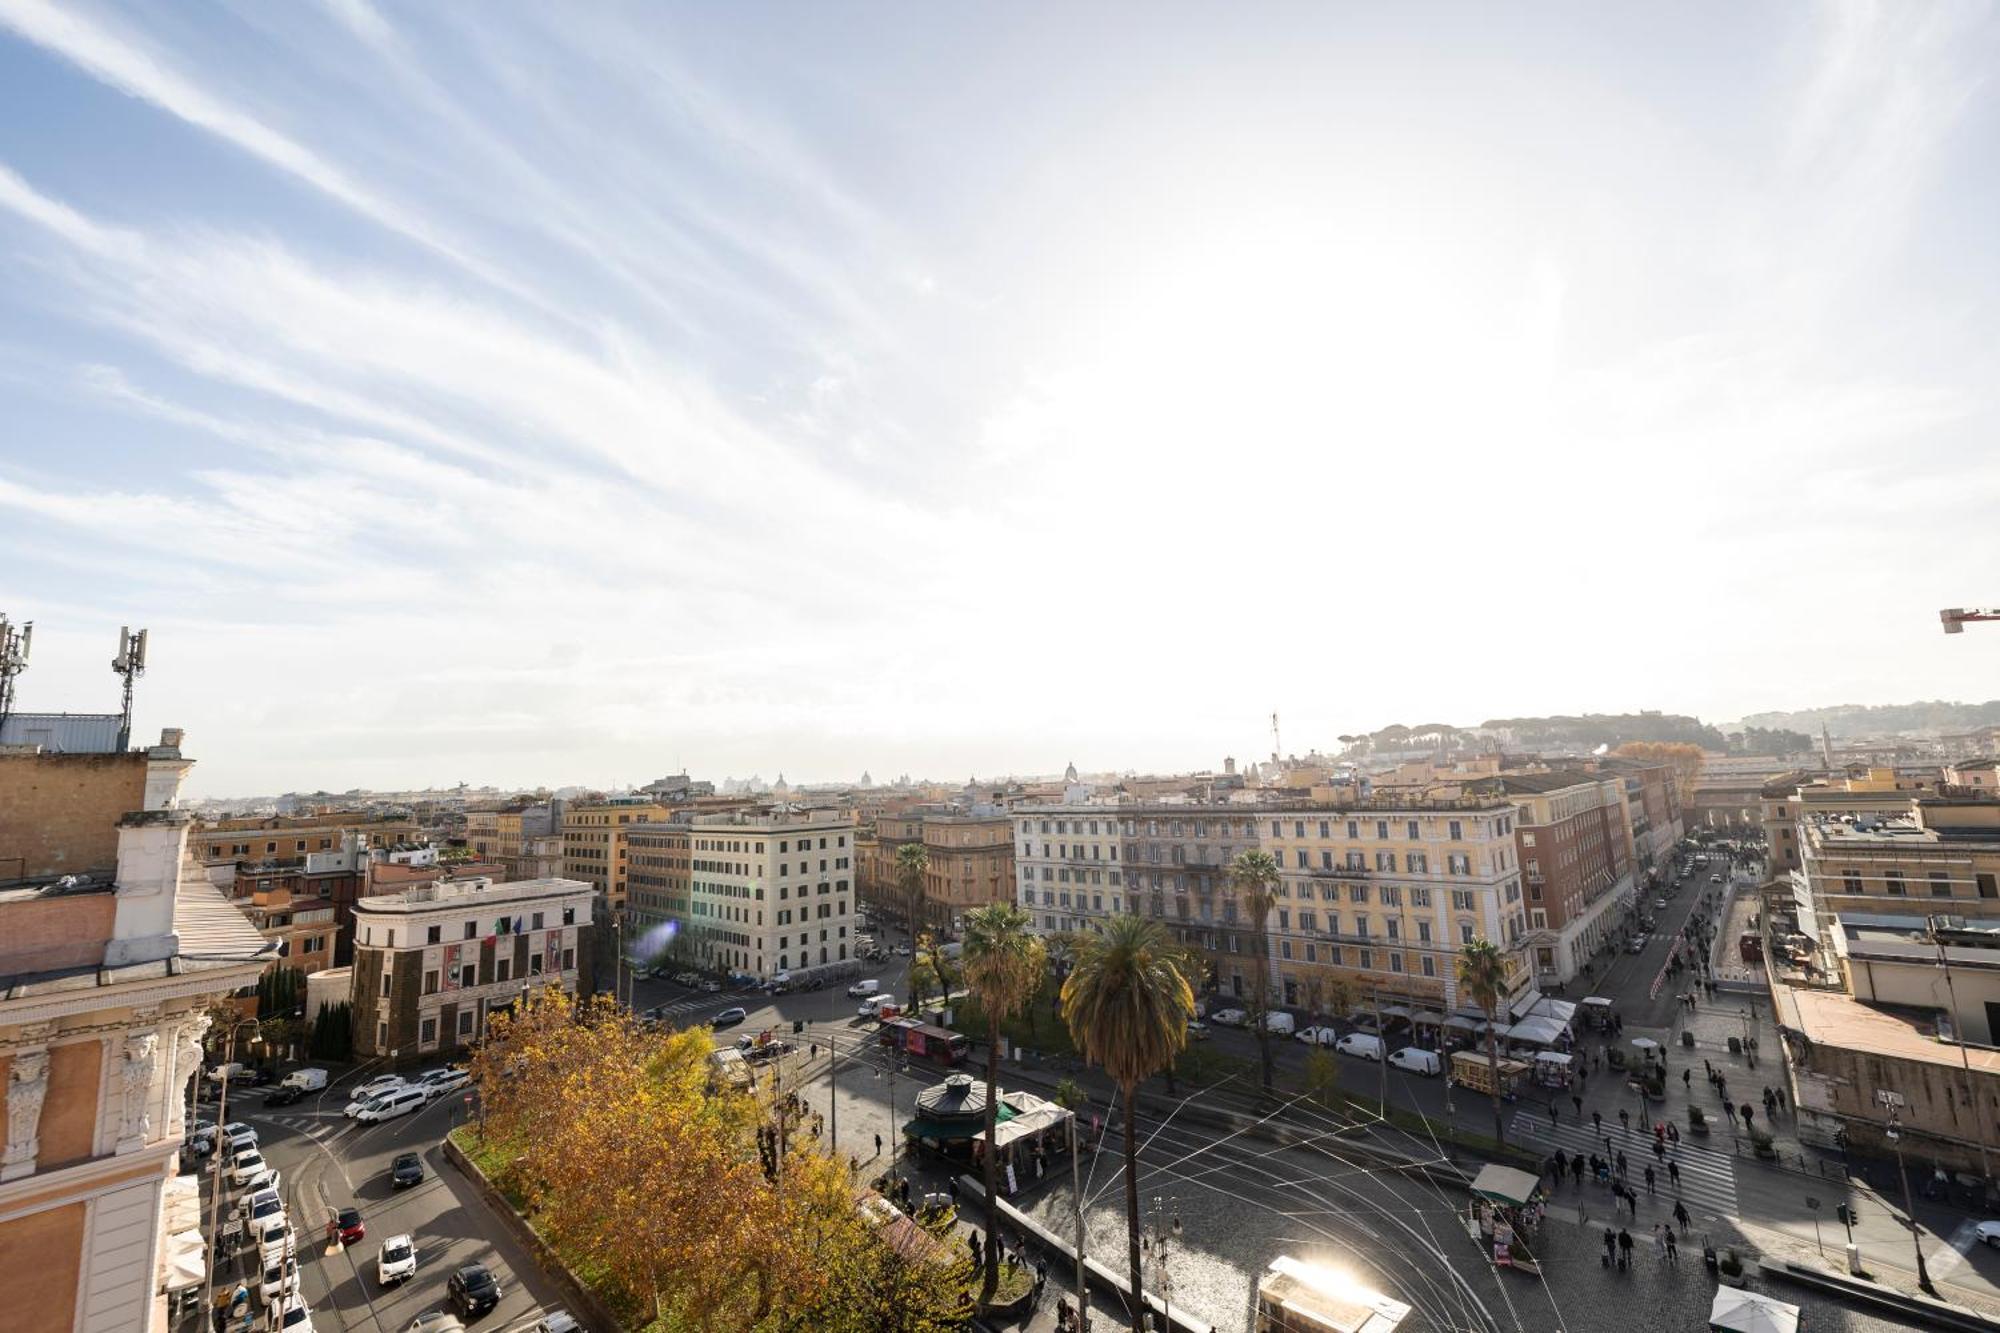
xmin=560 ymin=799 xmax=672 ymax=913
xmin=1797 ymin=794 xmax=2000 ymax=927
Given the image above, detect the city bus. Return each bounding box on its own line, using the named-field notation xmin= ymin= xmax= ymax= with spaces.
xmin=878 ymin=1018 xmax=970 ymax=1066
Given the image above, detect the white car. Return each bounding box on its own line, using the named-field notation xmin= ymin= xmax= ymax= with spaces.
xmin=894 ymin=943 xmax=912 ymax=957
xmin=256 ymin=1219 xmax=298 ymax=1268
xmin=239 ymin=1184 xmax=283 ymax=1221
xmin=259 ymin=1254 xmax=301 ymax=1306
xmin=1209 ymin=1008 xmax=1248 ymax=1027
xmin=229 ymin=1150 xmax=270 ymax=1187
xmin=271 ymin=1294 xmax=315 ymax=1333
xmin=377 ymin=1233 xmax=418 ymax=1285
xmin=417 ymin=1068 xmax=470 ymax=1099
xmin=1294 ymin=1025 xmax=1339 ymax=1046
xmin=239 ymin=1166 xmax=283 ymax=1198
xmin=353 ymin=1073 xmax=407 ymax=1097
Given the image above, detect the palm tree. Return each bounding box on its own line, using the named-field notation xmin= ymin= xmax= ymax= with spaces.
xmin=1457 ymin=937 xmax=1510 ymax=1146
xmin=894 ymin=842 xmax=930 ymax=938
xmin=1228 ymin=849 xmax=1281 ymax=1091
xmin=1061 ymin=915 xmax=1194 ymax=1333
xmin=960 ymin=903 xmax=1046 ymax=1307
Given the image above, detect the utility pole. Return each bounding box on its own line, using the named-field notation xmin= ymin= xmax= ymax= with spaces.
xmin=1885 ymin=1114 xmax=1936 ymax=1294
xmin=1069 ymin=1108 xmax=1089 ymax=1332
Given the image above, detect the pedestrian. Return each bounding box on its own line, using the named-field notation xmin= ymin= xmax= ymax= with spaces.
xmin=1057 ymin=1298 xmax=1074 ymax=1332
xmin=1667 ymin=1122 xmax=1680 ymax=1146
xmin=947 ymin=1177 xmax=959 ymax=1205
xmin=1550 ymin=1101 xmax=1560 ymax=1127
xmin=1579 ymin=1068 xmax=1588 ymax=1092
xmin=1722 ymin=1099 xmax=1734 ymax=1124
xmin=1704 ymin=1058 xmax=1714 ymax=1079
xmin=1652 ymin=1222 xmax=1665 ymax=1258
xmin=1776 ymin=1088 xmax=1786 ymax=1112
xmin=1683 ymin=1068 xmax=1691 ymax=1089
xmin=1573 ymin=1155 xmax=1586 ymax=1187
xmin=1619 ymin=1109 xmax=1631 ymax=1135
xmin=874 ymin=1131 xmax=883 ymax=1157
xmin=1618 ymin=1227 xmax=1634 ymax=1267
xmin=1573 ymin=1094 xmax=1583 ymax=1118
xmin=1741 ymin=1104 xmax=1755 ymax=1130
xmin=1665 ymin=1226 xmax=1679 ymax=1262
xmin=1644 ymin=1165 xmax=1656 ymax=1195
xmin=1617 ymin=1150 xmax=1628 ymax=1179
xmin=1603 ymin=1225 xmax=1618 ymax=1266
xmin=1593 ymin=1110 xmax=1603 ymax=1134
xmin=1669 ymin=1159 xmax=1681 ymax=1188
xmin=1035 ymin=1255 xmax=1048 ymax=1293
xmin=1673 ymin=1199 xmax=1691 ymax=1231
xmin=969 ymin=1230 xmax=982 ymax=1264
xmin=1653 ymin=1140 xmax=1666 ymax=1164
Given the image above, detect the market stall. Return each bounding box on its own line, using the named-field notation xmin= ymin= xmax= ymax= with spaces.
xmin=1578 ymin=996 xmax=1615 ymax=1032
xmin=1467 ymin=1163 xmax=1546 ymax=1275
xmin=1531 ymin=1051 xmax=1573 ymax=1088
xmin=1707 ymin=1288 xmax=1800 ymax=1333
xmin=1450 ymin=1050 xmax=1531 ymax=1102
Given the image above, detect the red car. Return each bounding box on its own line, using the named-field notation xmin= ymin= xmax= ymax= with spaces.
xmin=333 ymin=1207 xmax=366 ymax=1246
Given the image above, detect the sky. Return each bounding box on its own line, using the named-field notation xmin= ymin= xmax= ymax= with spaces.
xmin=2 ymin=2 xmax=1999 ymax=797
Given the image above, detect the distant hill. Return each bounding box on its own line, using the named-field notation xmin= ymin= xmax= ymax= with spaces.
xmin=1475 ymin=712 xmax=1727 ymax=751
xmin=1733 ymin=701 xmax=2000 ymax=737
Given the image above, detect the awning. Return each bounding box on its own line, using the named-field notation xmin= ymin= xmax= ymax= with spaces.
xmin=1518 ymin=997 xmax=1578 ymax=1025
xmin=1470 ymin=1163 xmax=1542 ymax=1207
xmin=1380 ymin=1004 xmax=1413 ymax=1020
xmin=1508 ymin=989 xmax=1544 ymax=1021
xmin=1412 ymin=1010 xmax=1446 ymax=1028
xmin=1508 ymin=1017 xmax=1569 ymax=1046
xmin=1580 ymin=996 xmax=1613 ymax=1008
xmin=160 ymin=1228 xmax=205 ymax=1292
xmin=162 ymin=1174 xmax=201 ymax=1233
xmin=1708 ymin=1288 xmax=1800 ymax=1333
xmin=1443 ymin=1015 xmax=1478 ymax=1031
xmin=1475 ymin=1021 xmax=1513 ymax=1039
xmin=976 ymin=1103 xmax=1072 ymax=1151
xmin=1533 ymin=1051 xmax=1572 ymax=1067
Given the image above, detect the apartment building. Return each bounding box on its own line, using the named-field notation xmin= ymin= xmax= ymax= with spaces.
xmin=234 ymin=881 xmax=337 ymax=976
xmin=350 ymin=876 xmax=595 ymax=1062
xmin=1010 ymin=798 xmax=1531 ymax=1013
xmin=560 ymin=798 xmax=671 ymax=913
xmin=1 ymin=730 xmax=270 ymax=1332
xmin=1592 ymin=756 xmax=1684 ymax=885
xmin=1795 ymin=794 xmax=2000 ymax=932
xmin=683 ymin=809 xmax=858 ymax=981
xmin=1948 ymin=759 xmax=2000 ymax=793
xmin=463 ymin=802 xmax=565 ymax=882
xmin=1765 ymin=768 xmax=1944 ymax=877
xmin=195 ymin=811 xmax=422 ymax=871
xmin=861 ymin=806 xmax=1015 ymax=932
xmin=626 ymin=823 xmax=692 ymax=935
xmin=1466 ymin=771 xmax=1633 ymax=985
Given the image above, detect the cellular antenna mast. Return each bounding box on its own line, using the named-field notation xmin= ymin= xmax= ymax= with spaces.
xmin=111 ymin=626 xmax=148 ymax=750
xmin=0 ymin=614 xmax=30 ymax=729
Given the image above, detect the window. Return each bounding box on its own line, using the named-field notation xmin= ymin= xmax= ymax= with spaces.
xmin=458 ymin=1011 xmax=474 ymax=1036
xmin=420 ymin=1017 xmax=437 ymax=1045
xmin=1376 ymin=851 xmax=1395 ymax=871
xmin=1448 ymin=820 xmax=1463 ymax=841
xmin=1842 ymin=869 xmax=1863 ymax=895
xmin=497 ymin=958 xmax=512 ymax=983
xmin=1406 ymin=820 xmax=1419 ymax=840
xmin=1980 ymin=874 xmax=1998 ymax=900
xmin=1358 ymin=949 xmax=1373 ymax=970
xmin=381 ymin=973 xmax=393 ymax=998
xmin=1421 ymin=955 xmax=1436 ymax=978
xmin=1296 ymin=850 xmax=1308 ymax=868
xmin=1389 ymin=952 xmax=1404 ymax=973
xmin=423 ymin=970 xmax=439 ymax=996
xmin=1417 ymin=921 xmax=1432 ymax=943
xmin=1930 ymin=871 xmax=1953 ymax=897
xmin=1886 ymin=870 xmax=1907 ymax=896
xmin=563 ymin=948 xmax=576 ymax=970
xmin=1376 ymin=821 xmax=1389 ymax=840
xmin=427 ymin=925 xmax=442 ymax=944
xmin=464 ymin=921 xmax=478 ymax=940
xmin=460 ymin=965 xmax=477 ymax=988
xmin=1460 ymin=922 xmax=1475 ymax=944
xmin=1521 ymin=832 xmax=1536 ymax=847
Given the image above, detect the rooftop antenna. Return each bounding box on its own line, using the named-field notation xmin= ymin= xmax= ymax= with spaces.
xmin=1270 ymin=710 xmax=1282 ymax=765
xmin=111 ymin=626 xmax=147 ymax=750
xmin=0 ymin=614 xmax=30 ymax=728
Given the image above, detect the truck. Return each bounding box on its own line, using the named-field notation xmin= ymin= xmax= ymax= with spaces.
xmin=281 ymin=1068 xmax=328 ymax=1092
xmin=878 ymin=1018 xmax=970 ymax=1066
xmin=707 ymin=1047 xmax=752 ymax=1090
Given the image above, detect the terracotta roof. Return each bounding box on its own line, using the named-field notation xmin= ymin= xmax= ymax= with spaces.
xmin=1775 ymin=984 xmax=2000 ymax=1076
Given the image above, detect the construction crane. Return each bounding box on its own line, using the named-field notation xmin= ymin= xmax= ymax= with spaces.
xmin=1941 ymin=608 xmax=2000 ymax=635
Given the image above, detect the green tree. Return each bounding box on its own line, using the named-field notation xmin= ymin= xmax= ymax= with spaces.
xmin=895 ymin=842 xmax=930 ymax=938
xmin=959 ymin=902 xmax=1046 ymax=1307
xmin=1228 ymin=849 xmax=1282 ymax=1091
xmin=1060 ymin=916 xmax=1194 ymax=1333
xmin=1303 ymin=1047 xmax=1341 ymax=1111
xmin=1457 ymin=938 xmax=1510 ymax=1146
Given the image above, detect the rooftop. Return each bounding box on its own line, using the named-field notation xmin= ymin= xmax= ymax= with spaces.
xmin=1776 ymin=983 xmax=2000 ymax=1076
xmin=1 ymin=876 xmax=274 ymax=996
xmin=352 ymin=875 xmax=593 ymax=914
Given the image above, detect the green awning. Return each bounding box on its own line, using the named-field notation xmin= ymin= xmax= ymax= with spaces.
xmin=903 ymin=1104 xmax=1014 ymax=1142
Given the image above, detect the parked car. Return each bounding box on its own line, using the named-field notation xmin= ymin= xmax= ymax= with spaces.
xmin=1294 ymin=1026 xmax=1339 ymax=1047
xmin=1185 ymin=1019 xmax=1210 ymax=1041
xmin=894 ymin=943 xmax=912 ymax=956
xmin=257 ymin=1220 xmax=298 ymax=1268
xmin=240 ymin=1188 xmax=285 ymax=1229
xmin=408 ymin=1314 xmax=468 ymax=1333
xmin=239 ymin=1166 xmax=283 ymax=1198
xmin=1388 ymin=1047 xmax=1443 ymax=1077
xmin=1335 ymin=1032 xmax=1385 ymax=1061
xmin=448 ymin=1263 xmax=503 ymax=1317
xmin=264 ymin=1085 xmax=305 ymax=1107
xmin=700 ymin=980 xmax=722 ymax=993
xmin=1627 ymin=936 xmax=1648 ymax=954
xmin=282 ymin=1067 xmax=329 ymax=1092
xmin=185 ymin=1126 xmax=218 ymax=1156
xmin=271 ymin=1294 xmax=315 ymax=1333
xmin=418 ymin=1068 xmax=470 ymax=1099
xmin=1654 ymin=897 xmax=1668 ymax=909
xmin=390 ymin=1152 xmax=426 ymax=1188
xmin=205 ymin=1062 xmax=247 ymax=1085
xmin=847 ymin=978 xmax=880 ymax=998
xmin=259 ymin=1255 xmax=301 ymax=1306
xmin=1209 ymin=1008 xmax=1248 ymax=1027
xmin=334 ymin=1207 xmax=366 ymax=1246
xmin=1264 ymin=1011 xmax=1296 ymax=1036
xmin=1975 ymin=1220 xmax=2000 ymax=1249
xmin=229 ymin=1150 xmax=270 ymax=1187
xmin=352 ymin=1073 xmax=407 ymax=1101
xmin=711 ymin=1007 xmax=748 ymax=1028
xmin=1710 ymin=873 xmax=1724 ymax=883
xmin=378 ymin=1234 xmax=418 ymax=1285
xmin=531 ymin=1314 xmax=582 ymax=1333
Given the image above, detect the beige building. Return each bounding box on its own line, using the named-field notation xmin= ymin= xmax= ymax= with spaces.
xmin=684 ymin=808 xmax=859 ymax=981
xmin=463 ymin=804 xmax=566 ymax=882
xmin=194 ymin=811 xmax=421 ymax=870
xmin=1764 ymin=767 xmax=1939 ymax=876
xmin=861 ymin=806 xmax=1014 ymax=932
xmin=1 ymin=731 xmax=270 ymax=1332
xmin=560 ymin=799 xmax=671 ymax=913
xmin=1793 ymin=793 xmax=2000 ymax=933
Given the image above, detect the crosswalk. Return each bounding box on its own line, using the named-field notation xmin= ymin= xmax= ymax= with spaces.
xmin=1510 ymin=1111 xmax=1740 ymax=1222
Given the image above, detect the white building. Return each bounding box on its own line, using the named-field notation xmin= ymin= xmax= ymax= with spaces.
xmin=687 ymin=809 xmax=859 ymax=981
xmin=1011 ymin=803 xmax=1134 ymax=934
xmin=350 ymin=876 xmax=594 ymax=1061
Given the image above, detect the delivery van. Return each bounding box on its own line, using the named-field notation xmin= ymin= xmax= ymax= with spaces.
xmin=1335 ymin=1032 xmax=1384 ymax=1061
xmin=1388 ymin=1047 xmax=1442 ymax=1077
xmin=281 ymin=1068 xmax=328 ymax=1092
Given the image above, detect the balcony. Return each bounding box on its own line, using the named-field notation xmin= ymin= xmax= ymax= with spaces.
xmin=1306 ymin=864 xmax=1372 ymax=880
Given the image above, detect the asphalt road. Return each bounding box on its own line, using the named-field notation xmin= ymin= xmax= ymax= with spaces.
xmin=194 ymin=1065 xmax=576 ymax=1333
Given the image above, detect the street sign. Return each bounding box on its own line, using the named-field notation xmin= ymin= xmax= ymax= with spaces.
xmin=1875 ymin=1089 xmax=1906 ymax=1109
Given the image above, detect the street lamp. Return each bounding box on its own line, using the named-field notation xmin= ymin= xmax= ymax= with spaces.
xmin=1884 ymin=1112 xmax=1937 ymax=1294
xmin=202 ymin=1017 xmax=263 ymax=1327
xmin=1143 ymin=1194 xmax=1182 ymax=1329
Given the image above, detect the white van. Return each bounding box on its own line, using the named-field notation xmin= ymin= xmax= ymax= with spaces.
xmin=1388 ymin=1047 xmax=1442 ymax=1077
xmin=1335 ymin=1032 xmax=1384 ymax=1061
xmin=847 ymin=978 xmax=880 ymax=998
xmin=354 ymin=1086 xmax=427 ymax=1123
xmin=1263 ymin=1012 xmax=1296 ymax=1036
xmin=281 ymin=1068 xmax=328 ymax=1092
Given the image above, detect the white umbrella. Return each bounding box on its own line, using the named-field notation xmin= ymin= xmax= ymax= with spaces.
xmin=1629 ymin=1036 xmax=1661 ymax=1052
xmin=1709 ymin=1287 xmax=1799 ymax=1333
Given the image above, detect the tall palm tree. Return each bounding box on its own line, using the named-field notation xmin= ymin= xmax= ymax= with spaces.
xmin=1228 ymin=849 xmax=1281 ymax=1091
xmin=960 ymin=903 xmax=1046 ymax=1307
xmin=1061 ymin=915 xmax=1194 ymax=1333
xmin=894 ymin=842 xmax=930 ymax=938
xmin=1457 ymin=937 xmax=1510 ymax=1146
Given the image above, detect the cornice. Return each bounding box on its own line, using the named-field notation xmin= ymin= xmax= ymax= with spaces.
xmin=0 ymin=960 xmax=265 ymax=1031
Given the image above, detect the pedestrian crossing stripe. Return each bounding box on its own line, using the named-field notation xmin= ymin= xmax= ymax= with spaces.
xmin=1510 ymin=1114 xmax=1738 ymax=1219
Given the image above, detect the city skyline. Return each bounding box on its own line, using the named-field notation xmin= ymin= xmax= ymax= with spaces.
xmin=4 ymin=2 xmax=1999 ymax=795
